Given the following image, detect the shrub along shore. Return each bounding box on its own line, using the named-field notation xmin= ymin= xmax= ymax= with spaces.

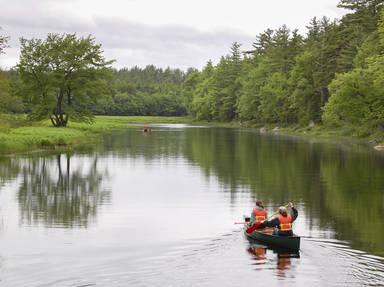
xmin=0 ymin=115 xmax=383 ymax=156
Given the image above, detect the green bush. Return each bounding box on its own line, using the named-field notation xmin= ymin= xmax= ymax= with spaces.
xmin=354 ymin=127 xmax=371 ymax=138
xmin=40 ymin=139 xmax=54 ymax=148
xmin=56 ymin=138 xmax=67 ymax=146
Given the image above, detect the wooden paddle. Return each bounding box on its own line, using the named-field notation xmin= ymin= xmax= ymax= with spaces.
xmin=267 ymin=211 xmax=279 ymax=220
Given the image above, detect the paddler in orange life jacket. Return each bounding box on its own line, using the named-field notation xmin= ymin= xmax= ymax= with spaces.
xmin=250 ymin=200 xmax=267 ymax=227
xmin=261 ymin=202 xmax=298 ymax=236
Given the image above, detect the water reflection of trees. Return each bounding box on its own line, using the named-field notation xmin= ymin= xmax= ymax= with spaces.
xmin=182 ymin=128 xmax=384 ymax=255
xmin=183 ymin=128 xmax=321 ymax=202
xmin=17 ymin=153 xmax=110 ymax=228
xmin=320 ymin=150 xmax=384 ymax=255
xmin=0 ymin=157 xmax=21 ymax=231
xmin=0 ymin=157 xmax=20 ymax=189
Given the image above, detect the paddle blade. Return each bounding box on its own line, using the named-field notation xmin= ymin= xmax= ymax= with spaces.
xmin=246 ymin=223 xmax=262 ymax=234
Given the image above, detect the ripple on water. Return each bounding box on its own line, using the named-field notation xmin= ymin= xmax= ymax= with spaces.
xmin=3 ymin=231 xmax=384 ymax=287
xmin=300 ymin=237 xmax=384 ymax=286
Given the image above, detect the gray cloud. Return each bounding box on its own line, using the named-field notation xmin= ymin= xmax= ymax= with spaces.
xmin=0 ymin=0 xmax=343 ymax=69
xmin=0 ymin=0 xmax=93 ymax=31
xmin=92 ymin=18 xmax=254 ymax=69
xmin=93 ymin=17 xmax=252 ymax=49
xmin=0 ymin=12 xmax=253 ymax=69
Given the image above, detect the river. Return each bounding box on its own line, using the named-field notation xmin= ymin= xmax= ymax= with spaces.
xmin=0 ymin=125 xmax=383 ymax=286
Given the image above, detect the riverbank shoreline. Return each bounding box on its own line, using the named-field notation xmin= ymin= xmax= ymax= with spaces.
xmin=193 ymin=119 xmax=384 ymax=145
xmin=0 ymin=115 xmax=192 ymax=155
xmin=0 ymin=115 xmax=383 ymax=155
xmin=257 ymin=124 xmax=384 ymax=147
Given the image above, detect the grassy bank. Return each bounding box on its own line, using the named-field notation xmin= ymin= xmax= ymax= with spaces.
xmin=0 ymin=114 xmax=383 ymax=155
xmin=288 ymin=126 xmax=383 ymax=143
xmin=0 ymin=115 xmax=192 ymax=155
xmin=266 ymin=124 xmax=384 ymax=146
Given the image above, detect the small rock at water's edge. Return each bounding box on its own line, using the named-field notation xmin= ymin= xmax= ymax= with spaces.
xmin=374 ymin=145 xmax=384 ymax=151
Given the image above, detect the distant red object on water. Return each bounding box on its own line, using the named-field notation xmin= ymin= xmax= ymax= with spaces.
xmin=143 ymin=126 xmax=151 ymax=133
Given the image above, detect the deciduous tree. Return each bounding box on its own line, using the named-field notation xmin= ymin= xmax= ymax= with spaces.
xmin=16 ymin=33 xmax=113 ymax=127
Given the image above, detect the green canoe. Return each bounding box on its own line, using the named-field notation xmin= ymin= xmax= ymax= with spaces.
xmin=245 ymin=229 xmax=301 ymax=251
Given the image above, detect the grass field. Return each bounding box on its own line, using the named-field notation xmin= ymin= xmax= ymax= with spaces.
xmin=0 ymin=115 xmax=192 ymax=154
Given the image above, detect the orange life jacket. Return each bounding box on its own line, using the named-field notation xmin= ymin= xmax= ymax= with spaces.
xmin=253 ymin=208 xmax=267 ymax=223
xmin=279 ymin=214 xmax=292 ymax=231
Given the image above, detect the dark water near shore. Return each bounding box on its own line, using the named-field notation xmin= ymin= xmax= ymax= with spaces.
xmin=0 ymin=125 xmax=383 ymax=286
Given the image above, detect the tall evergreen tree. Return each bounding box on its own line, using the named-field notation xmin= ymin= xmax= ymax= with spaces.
xmin=253 ymin=29 xmax=274 ymax=56
xmin=338 ymin=0 xmax=384 ymax=14
xmin=215 ymin=43 xmax=243 ymax=121
xmin=0 ymin=27 xmax=9 ymax=54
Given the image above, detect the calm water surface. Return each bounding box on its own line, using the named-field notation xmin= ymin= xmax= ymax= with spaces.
xmin=0 ymin=125 xmax=383 ymax=286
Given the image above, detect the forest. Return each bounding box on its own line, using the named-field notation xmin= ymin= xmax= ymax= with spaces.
xmin=0 ymin=0 xmax=383 ymax=135
xmin=183 ymin=0 xmax=384 ymax=135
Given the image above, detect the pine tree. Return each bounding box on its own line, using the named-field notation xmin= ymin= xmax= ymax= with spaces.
xmin=0 ymin=27 xmax=9 ymax=54
xmin=253 ymin=29 xmax=274 ymax=56
xmin=338 ymin=0 xmax=384 ymax=14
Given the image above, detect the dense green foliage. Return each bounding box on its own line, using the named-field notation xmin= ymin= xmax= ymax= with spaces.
xmin=0 ymin=70 xmax=24 ymax=113
xmin=15 ymin=34 xmax=113 ymax=127
xmin=183 ymin=1 xmax=384 ymax=136
xmin=0 ymin=29 xmax=24 ymax=119
xmin=102 ymin=66 xmax=187 ymax=116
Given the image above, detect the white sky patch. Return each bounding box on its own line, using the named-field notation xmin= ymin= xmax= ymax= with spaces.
xmin=0 ymin=0 xmax=346 ymax=70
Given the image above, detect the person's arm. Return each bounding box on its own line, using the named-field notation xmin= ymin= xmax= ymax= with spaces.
xmin=262 ymin=217 xmax=279 ymax=228
xmin=287 ymin=202 xmax=298 ymax=222
xmin=291 ymin=207 xmax=298 ymax=221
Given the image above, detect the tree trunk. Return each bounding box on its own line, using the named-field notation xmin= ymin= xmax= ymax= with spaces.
xmin=50 ymin=113 xmax=68 ymax=127
xmin=51 ymin=90 xmax=69 ymax=127
xmin=319 ymin=87 xmax=329 ymax=105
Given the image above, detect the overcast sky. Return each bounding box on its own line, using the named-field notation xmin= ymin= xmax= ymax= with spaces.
xmin=0 ymin=0 xmax=346 ymax=70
